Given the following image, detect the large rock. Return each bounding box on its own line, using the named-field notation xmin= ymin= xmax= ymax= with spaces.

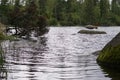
xmin=97 ymin=32 xmax=120 ymax=69
xmin=78 ymin=30 xmax=106 ymax=34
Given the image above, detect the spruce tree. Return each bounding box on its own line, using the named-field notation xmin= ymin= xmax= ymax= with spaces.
xmin=110 ymin=0 xmax=120 ymax=25
xmin=53 ymin=0 xmax=67 ymax=25
xmin=20 ymin=0 xmax=48 ymax=37
xmin=20 ymin=0 xmax=39 ymax=37
xmin=8 ymin=0 xmax=22 ymax=34
xmin=100 ymin=0 xmax=110 ymax=25
xmin=38 ymin=0 xmax=47 ymax=15
xmin=0 ymin=0 xmax=9 ymax=24
xmin=111 ymin=0 xmax=120 ymax=16
xmin=66 ymin=0 xmax=81 ymax=25
xmin=82 ymin=0 xmax=96 ymax=25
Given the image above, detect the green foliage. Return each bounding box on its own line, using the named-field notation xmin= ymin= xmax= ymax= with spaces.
xmin=0 ymin=33 xmax=5 ymax=40
xmin=100 ymin=0 xmax=110 ymax=25
xmin=100 ymin=0 xmax=110 ymax=18
xmin=0 ymin=0 xmax=120 ymax=27
xmin=97 ymin=32 xmax=120 ymax=68
xmin=53 ymin=0 xmax=66 ymax=22
xmin=0 ymin=33 xmax=16 ymax=41
xmin=38 ymin=0 xmax=47 ymax=15
xmin=107 ymin=13 xmax=120 ymax=26
xmin=8 ymin=0 xmax=22 ymax=35
xmin=111 ymin=0 xmax=120 ymax=16
xmin=48 ymin=18 xmax=58 ymax=26
xmin=97 ymin=45 xmax=120 ymax=64
xmin=82 ymin=0 xmax=95 ymax=25
xmin=0 ymin=0 xmax=9 ymax=24
xmin=36 ymin=16 xmax=49 ymax=36
xmin=65 ymin=0 xmax=81 ymax=26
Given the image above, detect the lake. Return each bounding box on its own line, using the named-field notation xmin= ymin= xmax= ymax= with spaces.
xmin=0 ymin=27 xmax=120 ymax=80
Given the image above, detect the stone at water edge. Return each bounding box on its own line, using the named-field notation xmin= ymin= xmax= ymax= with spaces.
xmin=97 ymin=32 xmax=120 ymax=68
xmin=78 ymin=30 xmax=106 ymax=34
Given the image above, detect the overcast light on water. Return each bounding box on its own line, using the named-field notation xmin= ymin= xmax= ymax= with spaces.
xmin=1 ymin=27 xmax=120 ymax=80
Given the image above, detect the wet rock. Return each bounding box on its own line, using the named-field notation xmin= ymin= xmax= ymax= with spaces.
xmin=29 ymin=37 xmax=38 ymax=42
xmin=78 ymin=30 xmax=106 ymax=34
xmin=97 ymin=32 xmax=120 ymax=69
xmin=92 ymin=50 xmax=101 ymax=56
xmin=85 ymin=25 xmax=98 ymax=29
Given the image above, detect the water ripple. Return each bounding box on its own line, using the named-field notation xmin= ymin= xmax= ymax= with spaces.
xmin=1 ymin=27 xmax=120 ymax=80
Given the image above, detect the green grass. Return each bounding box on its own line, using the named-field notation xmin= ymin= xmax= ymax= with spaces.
xmin=0 ymin=33 xmax=16 ymax=41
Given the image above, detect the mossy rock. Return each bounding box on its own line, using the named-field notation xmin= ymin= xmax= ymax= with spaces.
xmin=78 ymin=30 xmax=106 ymax=34
xmin=97 ymin=32 xmax=120 ymax=69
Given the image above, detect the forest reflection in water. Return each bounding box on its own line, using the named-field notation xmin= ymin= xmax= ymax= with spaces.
xmin=0 ymin=43 xmax=7 ymax=80
xmin=0 ymin=27 xmax=120 ymax=80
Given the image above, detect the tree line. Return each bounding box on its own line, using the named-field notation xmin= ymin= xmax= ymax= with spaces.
xmin=0 ymin=0 xmax=120 ymax=28
xmin=51 ymin=0 xmax=120 ymax=26
xmin=0 ymin=0 xmax=49 ymax=38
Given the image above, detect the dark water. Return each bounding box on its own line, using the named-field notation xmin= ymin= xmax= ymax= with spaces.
xmin=0 ymin=27 xmax=120 ymax=80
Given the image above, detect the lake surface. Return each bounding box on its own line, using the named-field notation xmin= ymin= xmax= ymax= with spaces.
xmin=0 ymin=27 xmax=120 ymax=80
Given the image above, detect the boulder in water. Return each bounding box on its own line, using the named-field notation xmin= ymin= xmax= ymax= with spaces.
xmin=78 ymin=30 xmax=106 ymax=34
xmin=97 ymin=32 xmax=120 ymax=69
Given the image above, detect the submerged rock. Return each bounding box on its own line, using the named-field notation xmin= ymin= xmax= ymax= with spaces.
xmin=97 ymin=32 xmax=120 ymax=69
xmin=78 ymin=30 xmax=106 ymax=34
xmin=29 ymin=36 xmax=38 ymax=42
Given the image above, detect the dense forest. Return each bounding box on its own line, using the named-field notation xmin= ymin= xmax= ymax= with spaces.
xmin=0 ymin=0 xmax=120 ymax=27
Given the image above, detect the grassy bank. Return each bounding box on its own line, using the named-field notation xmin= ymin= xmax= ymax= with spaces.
xmin=0 ymin=33 xmax=15 ymax=41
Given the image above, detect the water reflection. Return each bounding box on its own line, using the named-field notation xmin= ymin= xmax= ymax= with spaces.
xmin=1 ymin=27 xmax=120 ymax=80
xmin=100 ymin=66 xmax=120 ymax=80
xmin=1 ymin=37 xmax=48 ymax=80
xmin=0 ymin=43 xmax=7 ymax=80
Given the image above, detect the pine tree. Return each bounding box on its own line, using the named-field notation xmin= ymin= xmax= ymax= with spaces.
xmin=82 ymin=0 xmax=96 ymax=25
xmin=8 ymin=0 xmax=22 ymax=34
xmin=46 ymin=0 xmax=57 ymax=25
xmin=100 ymin=0 xmax=110 ymax=25
xmin=54 ymin=0 xmax=66 ymax=21
xmin=110 ymin=0 xmax=120 ymax=25
xmin=20 ymin=0 xmax=39 ymax=37
xmin=66 ymin=0 xmax=81 ymax=25
xmin=38 ymin=0 xmax=47 ymax=15
xmin=1 ymin=0 xmax=8 ymax=5
xmin=0 ymin=0 xmax=9 ymax=24
xmin=111 ymin=0 xmax=120 ymax=16
xmin=93 ymin=0 xmax=99 ymax=6
xmin=19 ymin=0 xmax=48 ymax=37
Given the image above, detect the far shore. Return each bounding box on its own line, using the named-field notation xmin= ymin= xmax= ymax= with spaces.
xmin=48 ymin=26 xmax=120 ymax=27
